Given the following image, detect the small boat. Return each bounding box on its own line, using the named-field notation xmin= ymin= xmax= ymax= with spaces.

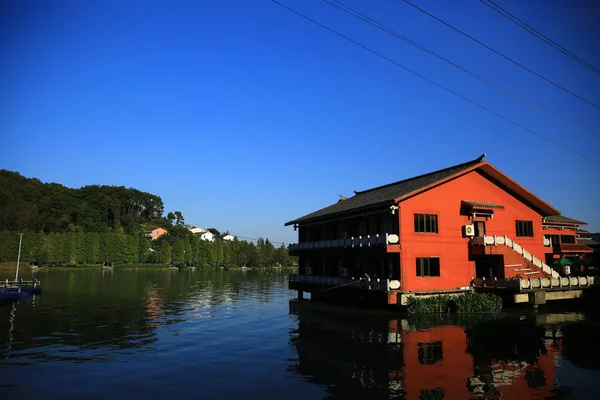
xmin=0 ymin=278 xmax=42 ymax=303
xmin=1 ymin=233 xmax=42 ymax=302
xmin=102 ymin=262 xmax=115 ymax=269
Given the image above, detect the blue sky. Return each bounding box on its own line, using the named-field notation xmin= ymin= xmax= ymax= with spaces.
xmin=1 ymin=0 xmax=599 ymax=244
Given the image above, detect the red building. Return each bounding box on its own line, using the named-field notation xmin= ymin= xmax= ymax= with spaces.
xmin=286 ymin=154 xmax=592 ymax=305
xmin=542 ymin=215 xmax=594 ymax=274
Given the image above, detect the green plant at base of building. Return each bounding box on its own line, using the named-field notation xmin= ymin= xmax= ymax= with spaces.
xmin=406 ymin=292 xmax=503 ymax=314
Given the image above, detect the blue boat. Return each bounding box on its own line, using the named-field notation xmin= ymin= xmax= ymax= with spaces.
xmin=1 ymin=233 xmax=43 ymax=303
xmin=0 ymin=279 xmax=42 ymax=303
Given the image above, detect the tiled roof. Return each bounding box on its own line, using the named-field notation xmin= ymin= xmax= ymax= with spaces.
xmin=559 ymin=243 xmax=594 ymax=252
xmin=285 ymin=154 xmax=486 ymax=226
xmin=544 ymin=215 xmax=587 ymax=225
xmin=578 ymin=238 xmax=600 ymax=247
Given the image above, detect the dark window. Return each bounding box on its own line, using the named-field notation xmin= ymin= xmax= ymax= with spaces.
xmin=416 ymin=258 xmax=440 ymax=277
xmin=545 ymin=234 xmax=559 ymax=245
xmin=516 ymin=220 xmax=534 ymax=237
xmin=418 ymin=341 xmax=443 ymax=364
xmin=561 ymin=235 xmax=575 ymax=244
xmin=525 ymin=368 xmax=546 ymax=389
xmin=414 ymin=214 xmax=438 ymax=233
xmin=419 ymin=389 xmax=444 ymax=400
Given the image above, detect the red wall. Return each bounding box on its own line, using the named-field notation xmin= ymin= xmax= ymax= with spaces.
xmin=402 ymin=326 xmax=472 ymax=400
xmin=399 ymin=170 xmax=549 ymax=292
xmin=489 ymin=343 xmax=558 ymax=399
xmin=396 ymin=323 xmax=559 ymax=399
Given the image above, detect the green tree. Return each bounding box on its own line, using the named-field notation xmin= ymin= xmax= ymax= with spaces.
xmin=214 ymin=239 xmax=224 ymax=265
xmin=238 ymin=241 xmax=258 ymax=268
xmin=171 ymin=238 xmax=185 ymax=265
xmin=35 ymin=232 xmax=48 ymax=263
xmin=166 ymin=212 xmax=176 ymax=226
xmin=183 ymin=236 xmax=192 ymax=264
xmin=198 ymin=239 xmax=213 ymax=267
xmin=223 ymin=240 xmax=233 ymax=267
xmin=121 ymin=234 xmax=138 ymax=263
xmin=138 ymin=231 xmax=151 ymax=262
xmin=174 ymin=211 xmax=185 ymax=226
xmin=274 ymin=243 xmax=293 ymax=267
xmin=158 ymin=240 xmax=171 ymax=264
xmin=0 ymin=231 xmax=19 ymax=262
xmin=84 ymin=232 xmax=100 ymax=263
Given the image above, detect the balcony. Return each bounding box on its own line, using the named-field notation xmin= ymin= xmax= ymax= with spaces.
xmin=288 ymin=233 xmax=399 ymax=252
xmin=289 ymin=273 xmax=400 ymax=291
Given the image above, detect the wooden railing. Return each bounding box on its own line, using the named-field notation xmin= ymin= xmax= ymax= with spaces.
xmin=1 ymin=279 xmax=41 ymax=292
xmin=478 ymin=235 xmax=560 ymax=278
xmin=472 ymin=276 xmax=597 ymax=291
xmin=289 ymin=274 xmax=400 ymax=291
xmin=288 ymin=233 xmax=399 ymax=252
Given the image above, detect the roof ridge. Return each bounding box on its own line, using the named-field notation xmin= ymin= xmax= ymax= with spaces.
xmin=354 ymin=153 xmax=486 ymax=195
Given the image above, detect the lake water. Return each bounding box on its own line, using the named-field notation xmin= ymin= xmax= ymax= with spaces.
xmin=1 ymin=269 xmax=599 ymax=399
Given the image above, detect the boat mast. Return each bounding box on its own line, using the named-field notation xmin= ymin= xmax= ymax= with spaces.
xmin=15 ymin=232 xmax=23 ymax=281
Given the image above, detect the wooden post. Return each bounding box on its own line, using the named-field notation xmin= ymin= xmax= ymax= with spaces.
xmin=528 ymin=291 xmax=546 ymax=308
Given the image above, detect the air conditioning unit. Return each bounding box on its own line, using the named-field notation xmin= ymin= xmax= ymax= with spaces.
xmin=463 ymin=224 xmax=475 ymax=237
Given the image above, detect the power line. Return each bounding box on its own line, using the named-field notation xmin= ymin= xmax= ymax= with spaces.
xmin=400 ymin=0 xmax=600 ymax=111
xmin=269 ymin=0 xmax=599 ymax=163
xmin=480 ymin=0 xmax=600 ymax=76
xmin=321 ymin=0 xmax=598 ymax=140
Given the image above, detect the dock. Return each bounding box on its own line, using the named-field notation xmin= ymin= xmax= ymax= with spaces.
xmin=472 ymin=276 xmax=598 ymax=306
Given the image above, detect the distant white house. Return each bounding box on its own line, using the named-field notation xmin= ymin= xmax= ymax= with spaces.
xmin=222 ymin=233 xmax=235 ymax=241
xmin=189 ymin=227 xmax=206 ymax=235
xmin=188 ymin=226 xmax=215 ymax=241
xmin=199 ymin=231 xmax=215 ymax=242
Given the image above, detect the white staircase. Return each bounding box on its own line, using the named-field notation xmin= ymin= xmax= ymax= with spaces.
xmin=483 ymin=235 xmax=560 ymax=278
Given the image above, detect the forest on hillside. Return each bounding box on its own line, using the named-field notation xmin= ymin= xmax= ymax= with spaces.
xmin=0 ymin=170 xmax=295 ymax=268
xmin=0 ymin=230 xmax=293 ymax=268
xmin=0 ymin=169 xmax=167 ymax=233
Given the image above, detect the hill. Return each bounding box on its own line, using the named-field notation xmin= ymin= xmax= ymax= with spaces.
xmin=0 ymin=169 xmax=168 ymax=234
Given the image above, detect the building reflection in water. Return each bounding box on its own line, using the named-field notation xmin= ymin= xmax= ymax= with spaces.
xmin=146 ymin=286 xmax=164 ymax=328
xmin=288 ymin=300 xmax=593 ymax=399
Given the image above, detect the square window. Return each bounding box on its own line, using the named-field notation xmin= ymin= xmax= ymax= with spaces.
xmin=516 ymin=220 xmax=534 ymax=237
xmin=414 ymin=214 xmax=438 ymax=233
xmin=416 ymin=257 xmax=440 ymax=277
xmin=418 ymin=341 xmax=443 ymax=364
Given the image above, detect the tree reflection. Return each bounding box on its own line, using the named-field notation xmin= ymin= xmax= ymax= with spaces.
xmin=0 ymin=268 xmax=289 ymax=363
xmin=561 ymin=320 xmax=600 ymax=371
